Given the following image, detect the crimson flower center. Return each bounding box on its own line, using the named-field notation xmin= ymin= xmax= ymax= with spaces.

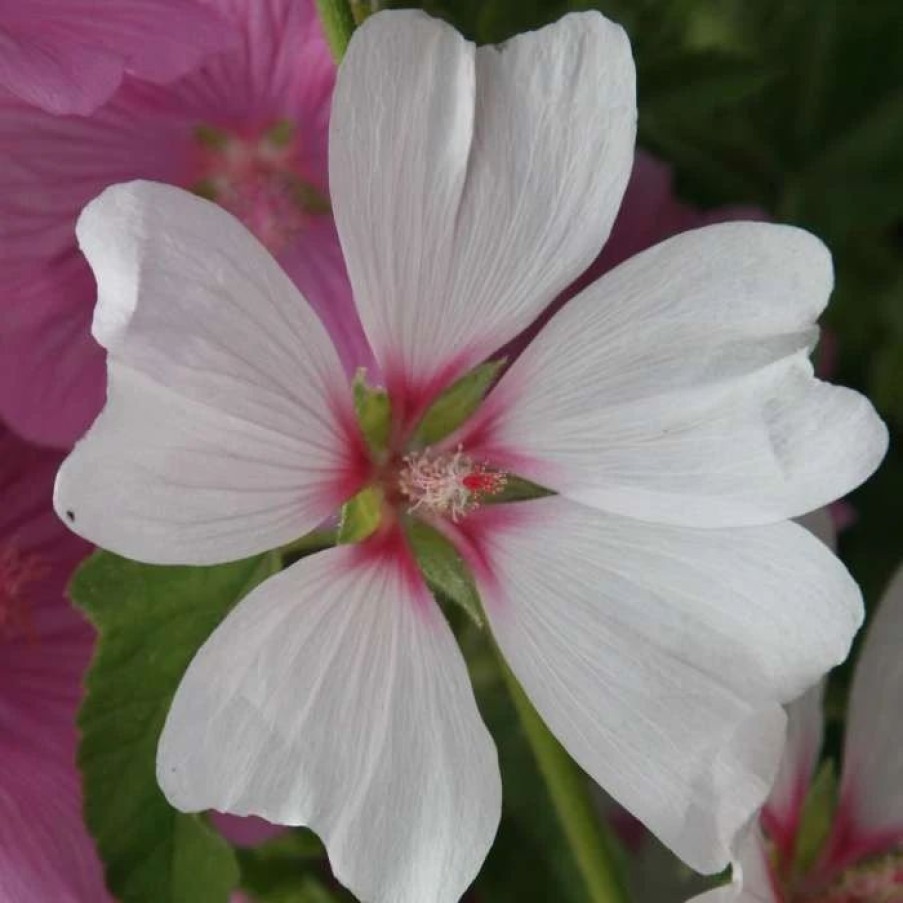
xmin=0 ymin=543 xmax=44 ymax=642
xmin=191 ymin=120 xmax=330 ymax=255
xmin=396 ymin=448 xmax=507 ymax=523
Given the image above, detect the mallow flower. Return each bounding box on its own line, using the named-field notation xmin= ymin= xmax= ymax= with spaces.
xmin=0 ymin=426 xmax=107 ymax=902
xmin=693 ymin=553 xmax=903 ymax=902
xmin=54 ymin=10 xmax=888 ymax=903
xmin=0 ymin=0 xmax=234 ymax=115
xmin=0 ymin=0 xmax=369 ymax=449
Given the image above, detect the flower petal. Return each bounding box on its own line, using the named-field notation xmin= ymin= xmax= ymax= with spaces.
xmin=330 ymin=10 xmax=635 ymax=400
xmin=157 ymin=541 xmax=501 ymax=903
xmin=0 ymin=0 xmax=235 ymax=115
xmin=763 ymin=683 xmax=825 ymax=860
xmin=469 ymin=496 xmax=862 ymax=872
xmin=835 ymin=562 xmax=903 ymax=844
xmin=55 ymin=181 xmax=359 ymax=565
xmin=0 ymin=0 xmax=341 ymax=448
xmin=0 ymin=747 xmax=111 ymax=902
xmin=470 ymin=223 xmax=887 ymax=527
xmin=687 ymin=826 xmax=779 ymax=903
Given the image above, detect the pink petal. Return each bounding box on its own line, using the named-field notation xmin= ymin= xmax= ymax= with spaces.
xmin=0 ymin=0 xmax=236 ymax=115
xmin=820 ymin=562 xmax=903 ymax=874
xmin=0 ymin=427 xmax=104 ymax=901
xmin=0 ymin=0 xmax=349 ymax=449
xmin=210 ymin=812 xmax=287 ymax=848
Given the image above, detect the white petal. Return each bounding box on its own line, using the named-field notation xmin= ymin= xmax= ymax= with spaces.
xmin=55 ymin=182 xmax=358 ymax=565
xmin=471 ymin=496 xmax=862 ymax=872
xmin=837 ymin=562 xmax=903 ymax=841
xmin=688 ymin=826 xmax=779 ymax=903
xmin=472 ymin=223 xmax=887 ymax=527
xmin=331 ymin=10 xmax=635 ymax=398
xmin=157 ymin=542 xmax=500 ymax=903
xmin=764 ymin=683 xmax=825 ymax=840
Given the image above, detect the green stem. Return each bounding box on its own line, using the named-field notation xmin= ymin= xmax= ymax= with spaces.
xmin=315 ymin=0 xmax=357 ymax=62
xmin=497 ymin=655 xmax=630 ymax=903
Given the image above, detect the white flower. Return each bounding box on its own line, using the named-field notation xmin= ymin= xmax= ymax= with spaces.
xmin=691 ymin=533 xmax=903 ymax=903
xmin=55 ymin=10 xmax=887 ymax=903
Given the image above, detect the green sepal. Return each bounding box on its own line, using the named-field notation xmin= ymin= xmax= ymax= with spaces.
xmin=405 ymin=518 xmax=484 ymax=627
xmin=792 ymin=758 xmax=838 ymax=876
xmin=413 ymin=359 xmax=505 ymax=447
xmin=490 ymin=474 xmax=554 ymax=505
xmin=72 ymin=550 xmax=277 ymax=903
xmin=353 ymin=368 xmax=391 ymax=458
xmin=338 ymin=486 xmax=383 ymax=544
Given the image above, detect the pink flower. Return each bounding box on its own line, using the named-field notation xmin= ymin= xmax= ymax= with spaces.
xmin=0 ymin=0 xmax=235 ymax=115
xmin=0 ymin=426 xmax=106 ymax=902
xmin=0 ymin=0 xmax=370 ymax=449
xmin=55 ymin=11 xmax=886 ymax=903
xmin=691 ymin=521 xmax=903 ymax=902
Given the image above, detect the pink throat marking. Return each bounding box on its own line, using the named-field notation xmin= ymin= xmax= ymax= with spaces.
xmin=397 ymin=448 xmax=507 ymax=522
xmin=0 ymin=543 xmax=45 ymax=641
xmin=191 ymin=120 xmax=329 ymax=255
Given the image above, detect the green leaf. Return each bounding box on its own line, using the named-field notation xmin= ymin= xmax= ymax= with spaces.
xmin=337 ymin=486 xmax=383 ymax=544
xmin=413 ymin=359 xmax=505 ymax=447
xmin=236 ymin=831 xmax=353 ymax=903
xmin=314 ymin=0 xmax=357 ymax=62
xmin=792 ymin=759 xmax=838 ymax=875
xmin=353 ymin=369 xmax=391 ymax=458
xmin=405 ymin=518 xmax=484 ymax=627
xmin=73 ymin=551 xmax=276 ymax=903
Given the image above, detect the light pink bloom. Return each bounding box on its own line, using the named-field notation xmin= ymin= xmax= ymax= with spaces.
xmin=691 ymin=523 xmax=903 ymax=902
xmin=0 ymin=0 xmax=235 ymax=116
xmin=55 ymin=11 xmax=886 ymax=903
xmin=0 ymin=427 xmax=106 ymax=902
xmin=0 ymin=0 xmax=370 ymax=449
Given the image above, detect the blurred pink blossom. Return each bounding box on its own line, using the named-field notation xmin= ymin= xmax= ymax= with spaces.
xmin=0 ymin=0 xmax=235 ymax=115
xmin=0 ymin=426 xmax=107 ymax=901
xmin=0 ymin=0 xmax=371 ymax=449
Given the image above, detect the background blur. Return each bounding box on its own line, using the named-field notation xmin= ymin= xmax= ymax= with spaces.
xmin=386 ymin=1 xmax=903 ymax=899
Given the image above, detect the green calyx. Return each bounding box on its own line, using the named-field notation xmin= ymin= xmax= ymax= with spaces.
xmin=353 ymin=369 xmax=392 ymax=459
xmin=413 ymin=358 xmax=505 ymax=447
xmin=404 ymin=518 xmax=485 ymax=627
xmin=338 ymin=486 xmax=383 ymax=545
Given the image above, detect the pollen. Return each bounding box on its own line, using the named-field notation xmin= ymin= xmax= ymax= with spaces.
xmin=398 ymin=448 xmax=507 ymax=522
xmin=0 ymin=543 xmax=45 ymax=642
